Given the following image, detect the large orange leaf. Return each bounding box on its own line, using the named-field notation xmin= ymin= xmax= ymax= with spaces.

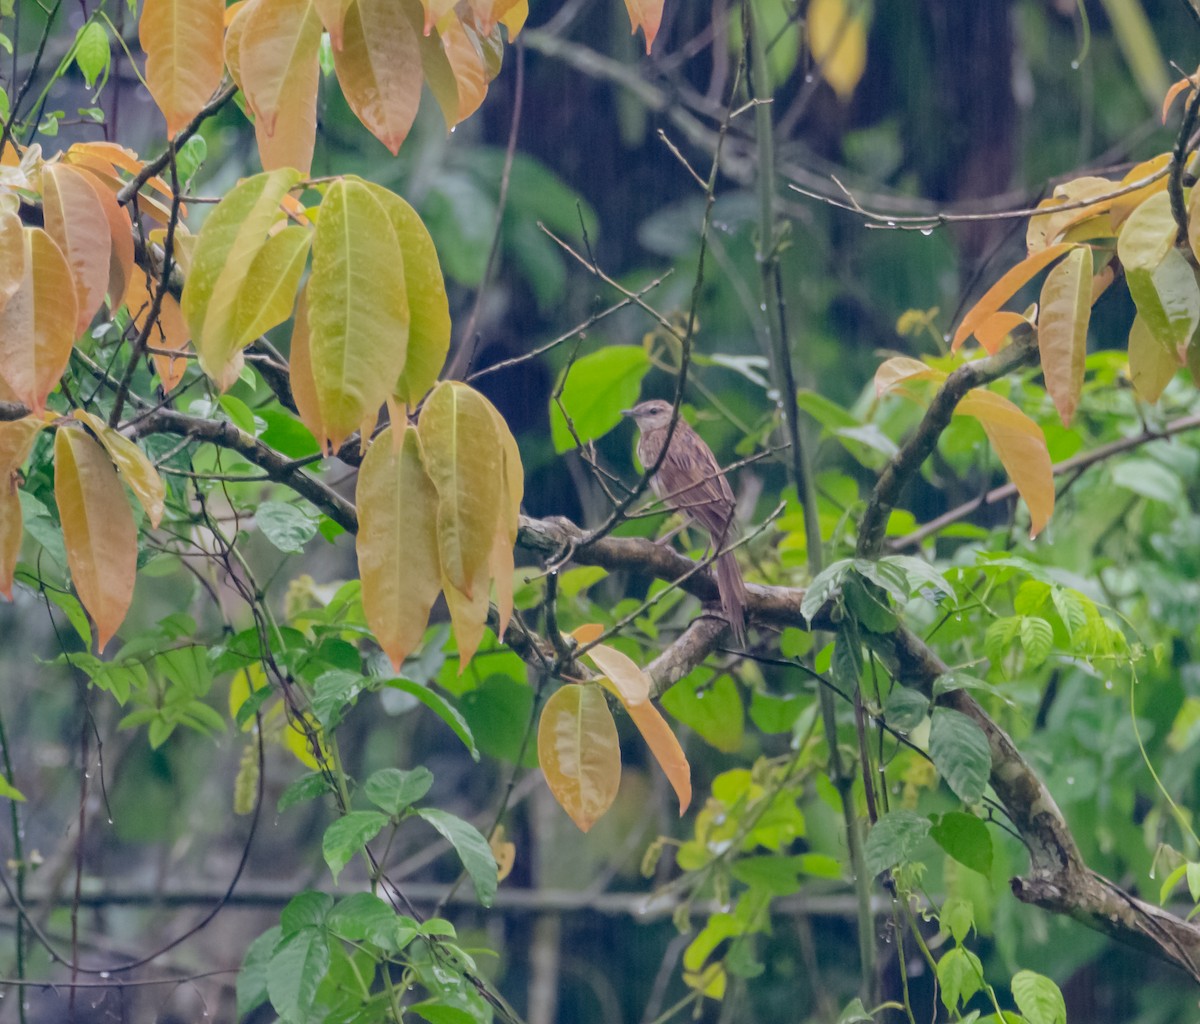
xmin=417 ymin=381 xmax=503 ymax=596
xmin=54 ymin=427 xmax=137 ymax=652
xmin=334 ymin=0 xmax=423 ymax=155
xmin=807 ymin=0 xmax=867 ymax=100
xmin=0 ymin=207 xmax=23 ymax=316
xmin=139 ymin=0 xmax=226 ymax=135
xmin=41 ymin=163 xmax=112 ymax=336
xmin=956 ymin=390 xmax=1054 ymax=538
xmin=0 ymin=228 xmax=78 ymax=411
xmin=1109 ymin=153 xmax=1172 ymax=229
xmin=1037 ymin=245 xmax=1092 ymax=426
xmin=585 ymin=642 xmax=691 ymax=814
xmin=349 ymin=182 xmax=450 ymax=407
xmin=181 ymin=168 xmax=301 ymax=391
xmin=307 ymin=178 xmax=409 ymax=450
xmin=537 ymin=684 xmax=621 ymax=832
xmin=439 ymin=13 xmax=489 ymax=124
xmin=287 ymin=284 xmax=324 ymax=444
xmin=952 ymin=243 xmax=1075 ymax=351
xmin=480 ymin=394 xmax=523 ymax=638
xmin=623 ymin=0 xmax=664 ymax=53
xmin=1026 ymin=177 xmax=1118 ymax=254
xmin=125 ymin=274 xmax=191 ymax=392
xmin=73 ymin=167 xmax=135 ymax=312
xmin=357 ymin=424 xmax=442 ymax=671
xmin=975 ymin=310 xmax=1033 ymax=356
xmin=443 ymin=563 xmax=490 ymax=669
xmin=0 ymin=416 xmax=44 ymax=599
xmin=1127 ymin=315 xmax=1181 ymax=402
xmin=313 ymin=0 xmax=355 ymax=47
xmin=416 ymin=11 xmax=462 ymax=131
xmin=240 ymin=0 xmax=323 ymax=174
xmin=73 ymin=411 xmax=166 ymax=528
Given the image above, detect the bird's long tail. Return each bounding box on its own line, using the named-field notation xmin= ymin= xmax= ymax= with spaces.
xmin=716 ymin=549 xmax=748 ymax=646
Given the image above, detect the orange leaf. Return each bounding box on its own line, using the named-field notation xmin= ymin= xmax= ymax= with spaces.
xmin=334 ymin=0 xmax=423 ymax=155
xmin=125 ymin=274 xmax=191 ymax=392
xmin=240 ymin=0 xmax=323 ymax=174
xmin=1109 ymin=153 xmax=1172 ymax=230
xmin=0 ymin=208 xmax=24 ymax=316
xmin=0 ymin=228 xmax=78 ymax=412
xmin=357 ymin=424 xmax=442 ymax=671
xmin=570 ymin=623 xmax=604 ymax=645
xmin=955 ymin=390 xmax=1054 ymax=538
xmin=500 ymin=0 xmax=527 ymax=37
xmin=73 ymin=410 xmax=166 ymax=529
xmin=537 ymin=683 xmax=621 ymax=832
xmin=623 ymin=0 xmax=664 ymax=53
xmin=54 ymin=427 xmax=137 ymax=651
xmin=1026 ymin=177 xmax=1118 ymax=254
xmin=288 ymin=284 xmax=324 ymax=445
xmin=952 ymin=243 xmax=1075 ymax=351
xmin=1037 ymin=245 xmax=1092 ymax=426
xmin=974 ymin=310 xmax=1031 ymax=356
xmin=0 ymin=476 xmax=21 ymax=602
xmin=439 ymin=13 xmax=489 ymax=124
xmin=489 ymin=824 xmax=515 ymax=883
xmin=139 ymin=0 xmax=226 ymax=135
xmin=443 ymin=565 xmax=490 ymax=669
xmin=873 ymin=356 xmax=946 ymax=396
xmin=1162 ymin=75 xmax=1195 ymax=123
xmin=75 ymin=167 xmax=136 ymax=312
xmin=41 ymin=163 xmax=112 ymax=335
xmin=1127 ymin=315 xmax=1181 ymax=403
xmin=313 ymin=0 xmax=355 ymax=47
xmin=586 ymin=643 xmax=691 ymax=814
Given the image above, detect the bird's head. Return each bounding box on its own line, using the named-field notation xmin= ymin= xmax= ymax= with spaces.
xmin=622 ymin=399 xmax=674 ymax=431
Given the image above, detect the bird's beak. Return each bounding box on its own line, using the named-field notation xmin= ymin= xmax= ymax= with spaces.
xmin=620 ymin=408 xmax=634 ymax=417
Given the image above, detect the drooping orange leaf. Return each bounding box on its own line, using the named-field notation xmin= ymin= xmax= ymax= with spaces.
xmin=500 ymin=0 xmax=527 ymax=37
xmin=537 ymin=683 xmax=621 ymax=832
xmin=54 ymin=427 xmax=137 ymax=652
xmin=0 ymin=476 xmax=21 ymax=601
xmin=0 ymin=227 xmax=78 ymax=411
xmin=0 ymin=416 xmax=43 ymax=478
xmin=419 ymin=0 xmax=458 ymax=36
xmin=439 ymin=13 xmax=489 ymax=124
xmin=1127 ymin=315 xmax=1182 ymax=402
xmin=73 ymin=411 xmax=166 ymax=528
xmin=65 ymin=143 xmax=179 ymax=210
xmin=955 ymin=390 xmax=1054 ymax=538
xmin=138 ymin=0 xmax=226 ymax=135
xmin=307 ymin=178 xmax=409 ymax=450
xmin=1026 ymin=177 xmax=1118 ymax=254
xmin=1188 ymin=181 xmax=1200 ymax=267
xmin=443 ymin=563 xmax=490 ymax=669
xmin=240 ymin=0 xmax=323 ymax=174
xmin=181 ymin=168 xmax=301 ymax=391
xmin=873 ymin=356 xmax=946 ymax=396
xmin=586 ymin=642 xmax=691 ymax=814
xmin=807 ymin=0 xmax=868 ymax=100
xmin=124 ymin=274 xmax=191 ymax=392
xmin=313 ymin=0 xmax=355 ymax=47
xmin=0 ymin=208 xmax=23 ymax=316
xmin=1162 ymin=72 xmax=1197 ymax=123
xmin=71 ymin=167 xmax=135 ymax=312
xmin=570 ymin=623 xmax=605 ymax=645
xmin=416 ymin=12 xmax=462 ymax=131
xmin=1109 ymin=153 xmax=1172 ymax=229
xmin=223 ymin=0 xmax=252 ymax=89
xmin=417 ymin=381 xmax=503 ymax=596
xmin=287 ymin=284 xmax=324 ymax=445
xmin=952 ymin=242 xmax=1075 ymax=351
xmin=357 ymin=424 xmax=442 ymax=671
xmin=1037 ymin=245 xmax=1092 ymax=426
xmin=623 ymin=0 xmax=664 ymax=53
xmin=467 ymin=0 xmax=521 ymax=35
xmin=975 ymin=310 xmax=1032 ymax=355
xmin=40 ymin=162 xmax=112 ymax=336
xmin=490 ymin=824 xmax=516 ymax=883
xmin=334 ymin=0 xmax=423 ymax=155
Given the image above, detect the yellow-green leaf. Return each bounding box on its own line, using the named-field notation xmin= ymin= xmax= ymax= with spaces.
xmin=181 ymin=168 xmax=301 ymax=391
xmin=1027 ymin=177 xmax=1120 ymax=253
xmin=807 ymin=0 xmax=868 ymax=100
xmin=334 ymin=0 xmax=423 ymax=155
xmin=1110 ymin=153 xmax=1171 ymax=228
xmin=873 ymin=356 xmax=946 ymax=396
xmin=240 ymin=0 xmax=323 ymax=174
xmin=54 ymin=427 xmax=137 ymax=652
xmin=1128 ymin=315 xmax=1181 ymax=402
xmin=587 ymin=643 xmax=691 ymax=814
xmin=443 ymin=566 xmax=490 ymax=669
xmin=307 ymin=178 xmax=409 ymax=450
xmin=232 ymin=225 xmax=311 ymax=350
xmin=0 ymin=227 xmax=78 ymax=412
xmin=356 ymin=425 xmax=442 ymax=671
xmin=1037 ymin=245 xmax=1092 ymax=426
xmin=73 ymin=410 xmax=166 ymax=528
xmin=0 ymin=208 xmax=24 ymax=316
xmin=139 ymin=0 xmax=225 ymax=135
xmin=537 ymin=683 xmax=621 ymax=832
xmin=417 ymin=381 xmax=502 ymax=596
xmin=953 ymin=243 xmax=1074 ymax=351
xmin=41 ymin=162 xmax=112 ymax=336
xmin=1126 ymin=248 xmax=1200 ymax=352
xmin=349 ymin=181 xmax=450 ymax=408
xmin=956 ymin=390 xmax=1054 ymax=538
xmin=1116 ymin=190 xmax=1176 ymax=274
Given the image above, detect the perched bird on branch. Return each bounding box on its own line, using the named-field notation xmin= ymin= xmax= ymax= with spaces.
xmin=623 ymin=399 xmax=747 ymax=645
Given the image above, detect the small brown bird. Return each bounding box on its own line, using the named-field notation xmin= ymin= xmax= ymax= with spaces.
xmin=623 ymin=399 xmax=748 ymax=644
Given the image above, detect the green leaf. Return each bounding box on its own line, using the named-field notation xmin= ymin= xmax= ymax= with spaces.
xmin=0 ymin=776 xmax=24 ymax=802
xmin=256 ymin=500 xmax=319 ymax=554
xmin=661 ymin=672 xmax=744 ymax=753
xmin=1018 ymin=616 xmax=1054 ymax=668
xmin=937 ymin=945 xmax=984 ymax=1012
xmin=883 ymin=555 xmax=955 ymax=598
xmin=940 ymin=896 xmax=975 ymax=944
xmin=984 ymin=616 xmax=1021 ymax=665
xmin=929 ymin=708 xmax=992 ymax=804
xmin=1126 ymin=248 xmax=1200 ymax=352
xmin=363 ymin=766 xmax=434 ymax=816
xmin=835 ymin=997 xmax=875 ymax=1024
xmin=1111 ymin=458 xmax=1184 ymax=504
xmin=322 ymin=810 xmax=388 ymax=882
xmin=326 ymin=892 xmax=418 ymax=950
xmin=267 ymin=928 xmax=331 ymax=1022
xmin=384 ymin=679 xmax=479 ymax=760
xmin=801 ymin=559 xmax=851 ymax=623
xmin=831 ymin=620 xmax=863 ymax=690
xmin=549 ymin=346 xmax=651 ymax=453
xmin=74 ymin=21 xmax=110 ymax=88
xmin=458 ymin=674 xmax=537 ymax=765
xmin=930 ymin=811 xmax=993 ymax=877
xmin=864 ymin=809 xmax=931 ymax=876
xmin=310 ymin=669 xmax=365 ymax=730
xmin=1011 ymin=969 xmax=1066 ymax=1024
xmin=884 ymin=686 xmax=929 ymax=730
xmin=278 ymin=772 xmax=329 ymax=812
xmin=416 ymin=807 xmax=498 ymax=907
xmin=281 ymin=890 xmax=333 ymax=934
xmin=842 ymin=574 xmax=896 ymax=633
xmin=410 ymin=1003 xmax=477 ymax=1024
xmin=237 ymin=925 xmax=281 ymax=1018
